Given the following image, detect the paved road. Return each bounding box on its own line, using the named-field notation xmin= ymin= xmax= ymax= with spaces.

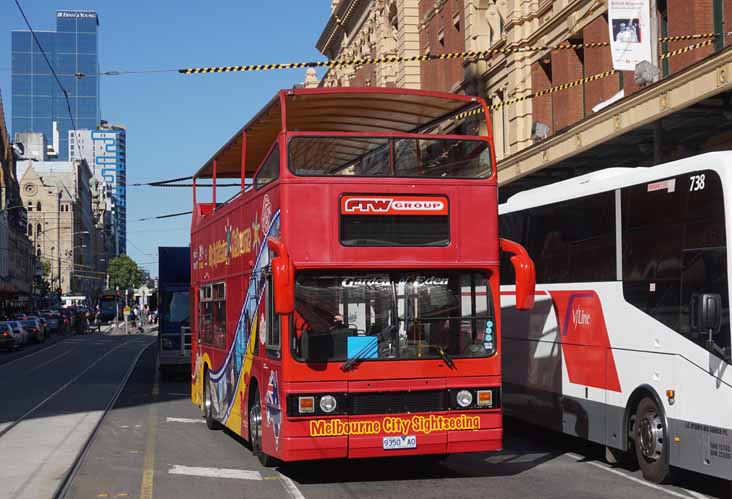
xmin=0 ymin=332 xmax=155 ymax=499
xmin=65 ymin=353 xmax=732 ymax=499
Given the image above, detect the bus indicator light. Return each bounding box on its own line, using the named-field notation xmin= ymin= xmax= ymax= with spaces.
xmin=298 ymin=396 xmax=315 ymax=414
xmin=477 ymin=390 xmax=493 ymax=408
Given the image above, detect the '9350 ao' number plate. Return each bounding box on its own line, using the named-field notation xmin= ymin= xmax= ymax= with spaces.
xmin=383 ymin=435 xmax=417 ymax=450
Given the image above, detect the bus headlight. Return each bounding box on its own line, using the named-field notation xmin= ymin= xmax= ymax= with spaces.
xmin=456 ymin=390 xmax=473 ymax=408
xmin=319 ymin=395 xmax=337 ymax=413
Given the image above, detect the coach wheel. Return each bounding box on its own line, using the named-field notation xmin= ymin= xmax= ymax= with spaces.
xmin=249 ymin=388 xmax=276 ymax=467
xmin=204 ymin=370 xmax=221 ymax=430
xmin=634 ymin=397 xmax=670 ymax=483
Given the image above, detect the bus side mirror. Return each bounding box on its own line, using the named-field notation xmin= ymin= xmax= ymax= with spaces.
xmin=500 ymin=238 xmax=536 ymax=311
xmin=268 ymin=238 xmax=295 ymax=315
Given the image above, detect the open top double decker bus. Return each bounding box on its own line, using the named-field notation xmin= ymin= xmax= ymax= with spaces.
xmin=190 ymin=87 xmax=535 ymax=465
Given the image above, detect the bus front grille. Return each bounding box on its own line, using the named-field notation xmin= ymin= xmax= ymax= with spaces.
xmin=350 ymin=390 xmax=446 ymax=415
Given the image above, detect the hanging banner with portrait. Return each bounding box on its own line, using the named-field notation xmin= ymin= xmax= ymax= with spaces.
xmin=608 ymin=0 xmax=653 ymax=71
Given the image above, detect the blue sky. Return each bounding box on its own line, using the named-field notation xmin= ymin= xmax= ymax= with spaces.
xmin=1 ymin=1 xmax=331 ymax=276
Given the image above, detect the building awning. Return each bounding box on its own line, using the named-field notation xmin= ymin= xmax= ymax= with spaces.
xmin=194 ymin=88 xmax=482 ymax=179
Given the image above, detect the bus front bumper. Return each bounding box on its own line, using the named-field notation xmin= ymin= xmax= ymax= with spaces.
xmin=278 ymin=412 xmax=502 ymax=461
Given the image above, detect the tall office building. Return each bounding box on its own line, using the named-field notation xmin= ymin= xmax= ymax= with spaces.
xmin=11 ymin=10 xmax=100 ymax=160
xmin=69 ymin=124 xmax=126 ymax=255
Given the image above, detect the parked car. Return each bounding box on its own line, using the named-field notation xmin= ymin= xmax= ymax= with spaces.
xmin=32 ymin=316 xmax=49 ymax=336
xmin=0 ymin=322 xmax=16 ymax=351
xmin=20 ymin=319 xmax=46 ymax=342
xmin=8 ymin=321 xmax=29 ymax=346
xmin=41 ymin=312 xmax=60 ymax=333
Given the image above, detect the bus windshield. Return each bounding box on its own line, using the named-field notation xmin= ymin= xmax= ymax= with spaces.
xmin=288 ymin=136 xmax=491 ymax=178
xmin=163 ymin=290 xmax=190 ymax=325
xmin=291 ymin=271 xmax=495 ymax=363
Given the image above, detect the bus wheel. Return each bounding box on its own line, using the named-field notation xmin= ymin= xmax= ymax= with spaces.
xmin=203 ymin=370 xmax=221 ymax=430
xmin=249 ymin=389 xmax=276 ymax=467
xmin=633 ymin=397 xmax=670 ymax=483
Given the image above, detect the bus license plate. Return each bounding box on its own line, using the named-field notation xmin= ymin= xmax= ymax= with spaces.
xmin=383 ymin=435 xmax=416 ymax=450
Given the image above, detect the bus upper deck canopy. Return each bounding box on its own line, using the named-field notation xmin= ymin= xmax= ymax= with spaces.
xmin=193 ymin=87 xmax=486 ymax=181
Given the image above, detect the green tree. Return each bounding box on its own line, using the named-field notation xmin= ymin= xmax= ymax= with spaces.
xmin=107 ymin=255 xmax=145 ymax=291
xmin=35 ymin=260 xmax=52 ymax=297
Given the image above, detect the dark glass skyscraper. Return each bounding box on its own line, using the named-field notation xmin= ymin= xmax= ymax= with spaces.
xmin=11 ymin=10 xmax=100 ymax=160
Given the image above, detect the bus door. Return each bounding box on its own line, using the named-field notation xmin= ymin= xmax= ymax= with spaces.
xmin=260 ymin=274 xmax=283 ymax=458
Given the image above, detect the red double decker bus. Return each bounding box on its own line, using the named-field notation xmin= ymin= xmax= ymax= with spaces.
xmin=190 ymin=87 xmax=535 ymax=465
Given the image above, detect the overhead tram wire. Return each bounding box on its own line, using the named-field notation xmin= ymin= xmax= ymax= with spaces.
xmin=65 ymin=32 xmax=730 ymax=80
xmin=137 ymin=210 xmax=192 ymax=222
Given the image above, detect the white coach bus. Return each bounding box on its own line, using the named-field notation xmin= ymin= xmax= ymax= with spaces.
xmin=499 ymin=152 xmax=731 ymax=485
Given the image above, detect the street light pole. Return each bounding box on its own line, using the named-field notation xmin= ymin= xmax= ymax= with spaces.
xmin=56 ymin=191 xmax=61 ymax=295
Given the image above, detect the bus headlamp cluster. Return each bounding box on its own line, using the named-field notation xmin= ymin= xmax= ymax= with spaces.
xmin=290 ymin=394 xmax=346 ymax=416
xmin=449 ymin=388 xmax=499 ymax=410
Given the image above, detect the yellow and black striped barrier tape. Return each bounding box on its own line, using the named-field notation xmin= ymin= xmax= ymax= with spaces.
xmin=178 ymin=32 xmax=727 ymax=75
xmin=660 ymin=39 xmax=714 ymax=60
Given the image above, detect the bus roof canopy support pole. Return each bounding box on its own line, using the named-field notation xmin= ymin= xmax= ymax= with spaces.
xmin=241 ymin=130 xmax=247 ymax=191
xmin=192 ymin=177 xmax=197 ymax=206
xmin=213 ymin=159 xmax=217 ymax=206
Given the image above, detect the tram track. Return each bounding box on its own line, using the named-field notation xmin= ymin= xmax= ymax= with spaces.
xmin=0 ymin=338 xmax=133 ymax=440
xmin=0 ymin=334 xmax=71 ymax=370
xmin=54 ymin=337 xmax=156 ymax=499
xmin=0 ymin=334 xmax=156 ymax=499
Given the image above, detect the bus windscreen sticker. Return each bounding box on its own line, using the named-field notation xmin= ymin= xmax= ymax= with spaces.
xmin=647 ymin=179 xmax=676 ymax=193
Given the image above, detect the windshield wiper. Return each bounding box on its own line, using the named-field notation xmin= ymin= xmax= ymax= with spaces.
xmin=340 ymin=325 xmax=395 ymax=372
xmin=435 ymin=347 xmax=456 ymax=369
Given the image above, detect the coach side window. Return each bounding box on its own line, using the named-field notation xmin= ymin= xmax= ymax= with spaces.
xmin=255 ymin=144 xmax=280 ymax=190
xmin=525 ymin=191 xmax=616 ymax=284
xmin=622 ymin=170 xmax=729 ymax=359
xmin=499 ymin=211 xmax=527 ymax=285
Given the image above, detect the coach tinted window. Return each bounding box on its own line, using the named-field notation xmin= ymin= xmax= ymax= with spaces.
xmin=524 ymin=191 xmax=616 ymax=284
xmin=622 ymin=171 xmax=729 ymax=359
xmin=499 ymin=211 xmax=528 ymax=285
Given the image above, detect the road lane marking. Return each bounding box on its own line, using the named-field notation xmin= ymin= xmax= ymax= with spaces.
xmin=565 ymin=453 xmax=691 ymax=498
xmin=139 ymin=362 xmax=160 ymax=499
xmin=165 ymin=417 xmax=205 ymax=424
xmin=27 ymin=348 xmax=74 ymax=373
xmin=684 ymin=491 xmax=711 ymax=499
xmin=168 ymin=465 xmax=263 ymax=481
xmin=0 ymin=338 xmax=68 ymax=370
xmin=278 ymin=472 xmax=307 ymax=499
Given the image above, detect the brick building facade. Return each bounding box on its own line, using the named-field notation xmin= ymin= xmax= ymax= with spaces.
xmin=317 ymin=0 xmax=732 ymax=193
xmin=0 ymin=90 xmax=34 ymax=312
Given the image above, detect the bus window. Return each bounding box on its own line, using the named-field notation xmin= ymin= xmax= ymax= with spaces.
xmin=199 ymin=283 xmax=226 ymax=348
xmin=254 ymin=145 xmax=280 ymax=189
xmin=288 ymin=136 xmax=491 ymax=179
xmin=266 ymin=275 xmax=281 ymax=359
xmin=622 ymin=170 xmax=729 ymax=359
xmin=291 ymin=271 xmax=495 ymax=363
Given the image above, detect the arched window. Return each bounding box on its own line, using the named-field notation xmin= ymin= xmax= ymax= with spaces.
xmin=36 ymin=223 xmax=42 ymax=236
xmin=27 ymin=224 xmax=32 ymax=236
xmin=36 ymin=201 xmax=42 ymax=211
xmin=27 ymin=201 xmax=33 ymax=212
